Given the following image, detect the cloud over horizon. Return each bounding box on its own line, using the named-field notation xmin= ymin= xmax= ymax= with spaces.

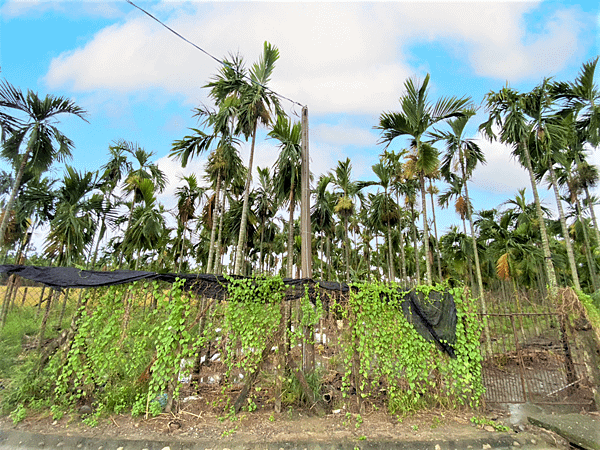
xmin=44 ymin=2 xmax=589 ymax=117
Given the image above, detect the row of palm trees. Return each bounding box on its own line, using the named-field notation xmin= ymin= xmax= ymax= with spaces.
xmin=1 ymin=47 xmax=600 ymax=296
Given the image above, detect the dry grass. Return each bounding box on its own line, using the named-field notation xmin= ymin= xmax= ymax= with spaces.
xmin=0 ymin=285 xmax=46 ymax=307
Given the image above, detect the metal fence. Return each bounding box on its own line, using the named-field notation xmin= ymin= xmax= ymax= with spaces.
xmin=481 ymin=310 xmax=593 ymax=407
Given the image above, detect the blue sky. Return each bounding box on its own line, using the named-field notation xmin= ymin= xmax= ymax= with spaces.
xmin=1 ymin=0 xmax=600 ymax=248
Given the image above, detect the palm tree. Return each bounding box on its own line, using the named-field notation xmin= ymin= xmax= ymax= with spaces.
xmin=555 ymin=156 xmax=600 ymax=291
xmin=204 ymin=141 xmax=246 ymax=274
xmin=311 ymin=174 xmax=335 ymax=280
xmin=438 ymin=173 xmax=475 ymax=289
xmin=433 ymin=108 xmax=488 ymax=297
xmin=481 ymin=86 xmax=559 ymax=295
xmin=398 ymin=175 xmax=422 ymax=285
xmin=426 ymin=180 xmax=443 ymax=282
xmin=232 ymin=43 xmax=284 ymax=275
xmin=117 ymin=141 xmax=166 ymax=266
xmin=522 ymin=80 xmax=583 ymax=292
xmin=204 ymin=43 xmax=283 ymax=275
xmin=254 ymin=166 xmax=276 ymax=274
xmin=0 ymin=81 xmax=87 ymax=249
xmin=377 ymin=74 xmax=469 ymax=284
xmin=384 ymin=149 xmax=410 ymax=283
xmin=553 ymin=59 xmax=600 ymax=267
xmin=41 ymin=166 xmax=101 ymax=266
xmin=120 ymin=178 xmax=167 ymax=270
xmin=4 ymin=174 xmax=56 ymax=265
xmin=90 ymin=142 xmax=132 ymax=268
xmin=174 ymin=174 xmax=205 ymax=272
xmin=370 ymin=159 xmax=400 ymax=281
xmin=329 ymin=158 xmax=360 ymax=283
xmin=270 ymin=115 xmax=302 ymax=278
xmin=552 ymin=57 xmax=600 ymax=146
xmin=439 ymin=225 xmax=472 ymax=283
xmin=404 ymin=141 xmax=440 ymax=283
xmin=575 ymin=160 xmax=600 ymax=251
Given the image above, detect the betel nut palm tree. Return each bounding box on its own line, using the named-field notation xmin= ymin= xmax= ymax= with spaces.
xmin=204 ymin=42 xmax=284 ymax=275
xmin=480 ymin=86 xmax=559 ymax=296
xmin=116 ymin=141 xmax=166 ymax=267
xmin=175 ymin=174 xmax=205 ymax=272
xmin=329 ymin=158 xmax=359 ymax=283
xmin=43 ymin=166 xmax=101 ymax=267
xmin=0 ymin=80 xmax=87 ymax=249
xmin=377 ymin=73 xmax=469 ymax=284
xmin=369 ymin=159 xmax=400 ymax=281
xmin=270 ymin=115 xmax=302 ymax=278
xmin=90 ymin=142 xmax=132 ymax=268
xmin=432 ymin=109 xmax=493 ymax=352
xmin=311 ymin=174 xmax=335 ymax=280
xmin=171 ymin=96 xmax=242 ymax=274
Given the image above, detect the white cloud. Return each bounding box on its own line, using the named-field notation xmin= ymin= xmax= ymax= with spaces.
xmin=467 ymin=8 xmax=587 ymax=79
xmin=43 ymin=2 xmax=588 ymax=118
xmin=470 ymin=133 xmax=530 ymax=194
xmin=384 ymin=2 xmax=587 ymax=80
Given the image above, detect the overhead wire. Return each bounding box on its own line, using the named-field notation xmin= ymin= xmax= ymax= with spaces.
xmin=125 ymin=0 xmax=305 ymax=109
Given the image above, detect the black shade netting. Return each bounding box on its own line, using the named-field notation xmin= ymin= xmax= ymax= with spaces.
xmin=0 ymin=265 xmax=457 ymax=357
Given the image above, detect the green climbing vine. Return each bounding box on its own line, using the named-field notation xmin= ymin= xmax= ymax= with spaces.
xmin=137 ymin=278 xmax=199 ymax=417
xmin=222 ymin=276 xmax=284 ymax=380
xmin=342 ymin=282 xmax=483 ymax=414
xmin=2 ymin=276 xmax=484 ymax=423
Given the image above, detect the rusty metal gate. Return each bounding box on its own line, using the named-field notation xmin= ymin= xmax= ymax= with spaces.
xmin=481 ymin=312 xmax=591 ymax=406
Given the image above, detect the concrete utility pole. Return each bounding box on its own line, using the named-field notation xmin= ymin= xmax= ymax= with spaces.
xmin=300 ymin=106 xmax=312 ymax=279
xmin=300 ymin=106 xmax=315 ymax=373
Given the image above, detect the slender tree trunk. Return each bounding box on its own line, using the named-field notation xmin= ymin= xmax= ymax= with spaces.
xmin=429 ymin=181 xmax=443 ymax=282
xmin=320 ymin=233 xmax=325 ymax=279
xmin=207 ymin=171 xmax=222 ymax=274
xmin=37 ymin=290 xmax=55 ymax=351
xmin=410 ymin=203 xmax=421 ymax=285
xmin=462 ymin=163 xmax=492 ymax=355
xmin=584 ymin=186 xmax=600 ymax=255
xmin=287 ymin=186 xmax=295 ymax=278
xmin=399 ymin=229 xmax=407 ymax=284
xmin=234 ymin=122 xmax=258 ymax=275
xmin=463 ymin=218 xmax=474 ymax=290
xmin=548 ymin=164 xmax=581 ymax=290
xmin=419 ymin=173 xmax=432 ymax=284
xmin=0 ymin=149 xmax=31 ymax=248
xmin=387 ymin=219 xmax=395 ymax=282
xmin=177 ymin=227 xmax=187 ymax=273
xmin=90 ymin=191 xmax=110 ymax=269
xmin=90 ymin=213 xmax=107 ymax=269
xmin=344 ymin=217 xmax=350 ymax=283
xmin=215 ymin=188 xmax=226 ymax=275
xmin=118 ymin=199 xmax=136 ymax=268
xmin=259 ymin=221 xmax=265 ymax=274
xmin=521 ymin=143 xmax=558 ymax=295
xmin=576 ymin=200 xmax=599 ymax=291
xmin=385 ymin=187 xmax=395 ymax=281
xmin=365 ymin=233 xmax=372 ymax=281
xmin=326 ymin=235 xmax=331 ymax=281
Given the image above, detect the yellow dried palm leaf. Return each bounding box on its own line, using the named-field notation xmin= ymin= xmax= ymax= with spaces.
xmin=496 ymin=252 xmax=510 ymax=280
xmin=455 ymin=196 xmax=468 ymax=220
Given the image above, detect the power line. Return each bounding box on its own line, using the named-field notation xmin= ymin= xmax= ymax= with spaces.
xmin=125 ymin=0 xmax=305 ymax=109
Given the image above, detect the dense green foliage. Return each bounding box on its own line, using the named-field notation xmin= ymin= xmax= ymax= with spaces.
xmin=344 ymin=283 xmax=483 ymax=413
xmin=0 ymin=278 xmax=483 ymax=424
xmin=2 ymin=56 xmax=600 ymax=300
